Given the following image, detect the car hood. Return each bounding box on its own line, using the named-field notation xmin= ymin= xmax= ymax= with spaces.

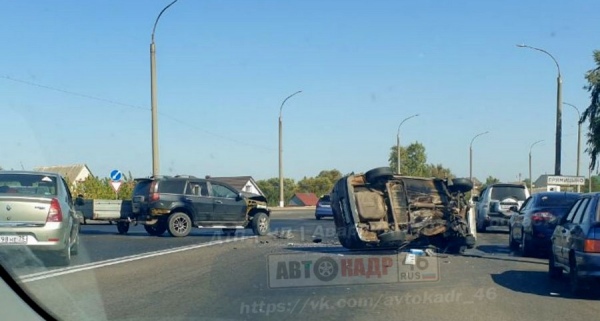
xmin=241 ymin=192 xmax=268 ymax=203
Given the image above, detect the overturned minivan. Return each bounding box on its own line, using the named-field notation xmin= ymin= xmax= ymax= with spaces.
xmin=330 ymin=167 xmax=476 ymax=253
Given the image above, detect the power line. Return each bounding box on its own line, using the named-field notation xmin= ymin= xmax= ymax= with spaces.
xmin=1 ymin=75 xmax=275 ymax=151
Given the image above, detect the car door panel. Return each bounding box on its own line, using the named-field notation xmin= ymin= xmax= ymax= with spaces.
xmin=209 ymin=182 xmax=247 ymax=222
xmin=184 ymin=181 xmax=213 ymax=222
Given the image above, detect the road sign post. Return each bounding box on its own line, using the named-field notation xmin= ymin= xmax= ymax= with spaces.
xmin=110 ymin=170 xmax=123 ymax=199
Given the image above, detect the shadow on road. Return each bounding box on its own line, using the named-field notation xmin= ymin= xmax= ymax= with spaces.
xmin=491 ymin=270 xmax=600 ymax=300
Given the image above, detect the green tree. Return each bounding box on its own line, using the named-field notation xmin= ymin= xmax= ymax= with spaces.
xmin=425 ymin=163 xmax=454 ymax=179
xmin=581 ymin=50 xmax=600 ymax=170
xmin=256 ymin=178 xmax=297 ymax=206
xmin=389 ymin=142 xmax=428 ymax=176
xmin=70 ymin=172 xmax=134 ymax=200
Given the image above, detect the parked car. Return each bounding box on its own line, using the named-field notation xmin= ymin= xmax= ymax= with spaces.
xmin=315 ymin=194 xmax=333 ymax=220
xmin=509 ymin=192 xmax=580 ymax=256
xmin=129 ymin=175 xmax=270 ymax=237
xmin=549 ymin=192 xmax=600 ymax=294
xmin=330 ymin=167 xmax=476 ymax=253
xmin=0 ymin=171 xmax=81 ymax=266
xmin=473 ymin=183 xmax=530 ymax=232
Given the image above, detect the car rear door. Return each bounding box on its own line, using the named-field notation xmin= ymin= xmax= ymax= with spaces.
xmin=208 ymin=182 xmax=247 ymax=222
xmin=566 ymin=197 xmax=596 ymax=260
xmin=560 ymin=198 xmax=590 ymax=265
xmin=552 ymin=198 xmax=581 ymax=266
xmin=183 ymin=180 xmax=213 ymax=222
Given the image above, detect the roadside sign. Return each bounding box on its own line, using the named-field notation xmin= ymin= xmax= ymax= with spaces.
xmin=546 ymin=176 xmax=585 ymax=186
xmin=110 ymin=181 xmax=122 ymax=193
xmin=110 ymin=169 xmax=123 ymax=181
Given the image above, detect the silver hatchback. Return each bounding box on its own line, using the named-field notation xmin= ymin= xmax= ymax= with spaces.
xmin=0 ymin=171 xmax=80 ymax=266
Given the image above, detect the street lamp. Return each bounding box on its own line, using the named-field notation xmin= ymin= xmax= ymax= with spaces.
xmin=396 ymin=114 xmax=419 ymax=174
xmin=279 ymin=90 xmax=302 ymax=208
xmin=517 ymin=44 xmax=562 ymax=176
xmin=150 ymin=0 xmax=180 ymax=177
xmin=529 ymin=140 xmax=545 ymax=191
xmin=563 ymin=102 xmax=582 ymax=192
xmin=469 ymin=131 xmax=489 ymax=183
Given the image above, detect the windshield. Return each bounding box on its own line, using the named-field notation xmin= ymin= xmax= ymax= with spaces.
xmin=490 ymin=186 xmax=527 ymax=201
xmin=2 ymin=1 xmax=600 ymax=321
xmin=0 ymin=173 xmax=57 ymax=197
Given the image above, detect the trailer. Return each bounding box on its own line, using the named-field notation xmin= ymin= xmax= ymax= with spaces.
xmin=75 ymin=198 xmax=134 ymax=233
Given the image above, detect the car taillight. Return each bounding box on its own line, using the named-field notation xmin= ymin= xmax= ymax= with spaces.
xmin=584 ymin=227 xmax=600 ymax=253
xmin=47 ymin=198 xmax=63 ymax=222
xmin=149 ymin=181 xmax=159 ymax=202
xmin=532 ymin=212 xmax=554 ymax=222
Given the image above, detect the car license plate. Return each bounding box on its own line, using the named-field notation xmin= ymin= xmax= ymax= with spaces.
xmin=0 ymin=235 xmax=28 ymax=245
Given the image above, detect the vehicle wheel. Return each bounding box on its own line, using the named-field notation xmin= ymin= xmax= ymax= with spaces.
xmin=252 ymin=213 xmax=270 ymax=236
xmin=508 ymin=229 xmax=519 ymax=251
xmin=315 ymin=215 xmax=321 ymax=220
xmin=448 ymin=178 xmax=473 ymax=194
xmin=144 ymin=220 xmax=167 ymax=236
xmin=71 ymin=233 xmax=80 ymax=256
xmin=53 ymin=239 xmax=72 ymax=267
xmin=548 ymin=252 xmax=562 ymax=279
xmin=521 ymin=233 xmax=533 ymax=257
xmin=569 ymin=257 xmax=584 ymax=295
xmin=167 ymin=213 xmax=192 ymax=237
xmin=117 ymin=221 xmax=130 ymax=235
xmin=222 ymin=228 xmax=236 ymax=236
xmin=365 ymin=167 xmax=394 ymax=184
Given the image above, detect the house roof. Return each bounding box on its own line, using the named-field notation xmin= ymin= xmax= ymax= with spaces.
xmin=33 ymin=164 xmax=92 ymax=183
xmin=291 ymin=193 xmax=319 ymax=206
xmin=209 ymin=176 xmax=264 ymax=195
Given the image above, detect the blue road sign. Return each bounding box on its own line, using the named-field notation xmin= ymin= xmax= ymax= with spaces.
xmin=110 ymin=169 xmax=123 ymax=181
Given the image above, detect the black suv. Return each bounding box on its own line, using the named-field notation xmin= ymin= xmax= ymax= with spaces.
xmin=122 ymin=175 xmax=270 ymax=237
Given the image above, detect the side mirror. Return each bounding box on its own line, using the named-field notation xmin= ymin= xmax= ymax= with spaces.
xmin=75 ymin=195 xmax=85 ymax=206
xmin=237 ymin=192 xmax=244 ymax=200
xmin=472 ymin=196 xmax=480 ymax=202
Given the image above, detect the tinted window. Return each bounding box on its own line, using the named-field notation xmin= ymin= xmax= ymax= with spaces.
xmin=565 ymin=199 xmax=582 ymax=222
xmin=520 ymin=197 xmax=532 ymax=212
xmin=572 ymin=198 xmax=589 ymax=224
xmin=133 ymin=180 xmax=152 ymax=196
xmin=158 ymin=180 xmax=186 ymax=194
xmin=186 ymin=181 xmax=209 ymax=196
xmin=319 ymin=195 xmax=331 ymax=205
xmin=490 ymin=186 xmax=526 ymax=201
xmin=0 ymin=173 xmax=58 ymax=197
xmin=533 ymin=194 xmax=579 ymax=208
xmin=211 ymin=183 xmax=238 ymax=198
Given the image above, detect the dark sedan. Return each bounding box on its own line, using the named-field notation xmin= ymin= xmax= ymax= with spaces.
xmin=314 ymin=195 xmax=333 ymax=220
xmin=509 ymin=192 xmax=580 ymax=257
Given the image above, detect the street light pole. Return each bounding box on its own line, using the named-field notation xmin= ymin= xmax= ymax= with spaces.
xmin=469 ymin=131 xmax=489 ymax=183
xmin=396 ymin=114 xmax=419 ymax=175
xmin=529 ymin=140 xmax=545 ymax=191
xmin=563 ymin=102 xmax=582 ymax=192
xmin=150 ymin=0 xmax=180 ymax=177
xmin=279 ymin=90 xmax=302 ymax=208
xmin=517 ymin=44 xmax=562 ymax=176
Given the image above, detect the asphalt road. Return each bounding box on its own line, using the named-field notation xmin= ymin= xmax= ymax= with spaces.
xmin=3 ymin=210 xmax=600 ymax=321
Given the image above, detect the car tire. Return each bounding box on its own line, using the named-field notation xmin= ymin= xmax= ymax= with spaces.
xmin=448 ymin=178 xmax=473 ymax=194
xmin=365 ymin=167 xmax=394 ymax=184
xmin=252 ymin=213 xmax=270 ymax=236
xmin=521 ymin=233 xmax=533 ymax=257
xmin=548 ymin=252 xmax=562 ymax=279
xmin=71 ymin=233 xmax=80 ymax=256
xmin=167 ymin=212 xmax=192 ymax=237
xmin=53 ymin=239 xmax=72 ymax=267
xmin=145 ymin=220 xmax=167 ymax=236
xmin=117 ymin=221 xmax=130 ymax=234
xmin=508 ymin=228 xmax=519 ymax=251
xmin=315 ymin=215 xmax=321 ymax=220
xmin=476 ymin=219 xmax=486 ymax=233
xmin=569 ymin=256 xmax=584 ymax=295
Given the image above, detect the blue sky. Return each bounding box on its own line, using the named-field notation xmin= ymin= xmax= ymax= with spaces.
xmin=1 ymin=0 xmax=599 ymax=182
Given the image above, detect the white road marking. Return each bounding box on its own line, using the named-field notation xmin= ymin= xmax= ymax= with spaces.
xmin=18 ymin=236 xmax=255 ymax=283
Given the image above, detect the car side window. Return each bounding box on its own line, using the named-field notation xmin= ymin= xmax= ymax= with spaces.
xmin=520 ymin=197 xmax=532 ymax=212
xmin=211 ymin=183 xmax=238 ymax=199
xmin=60 ymin=177 xmax=72 ymax=203
xmin=564 ymin=199 xmax=582 ymax=223
xmin=186 ymin=181 xmax=209 ymax=197
xmin=578 ymin=197 xmax=596 ymax=225
xmin=572 ymin=198 xmax=589 ymax=224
